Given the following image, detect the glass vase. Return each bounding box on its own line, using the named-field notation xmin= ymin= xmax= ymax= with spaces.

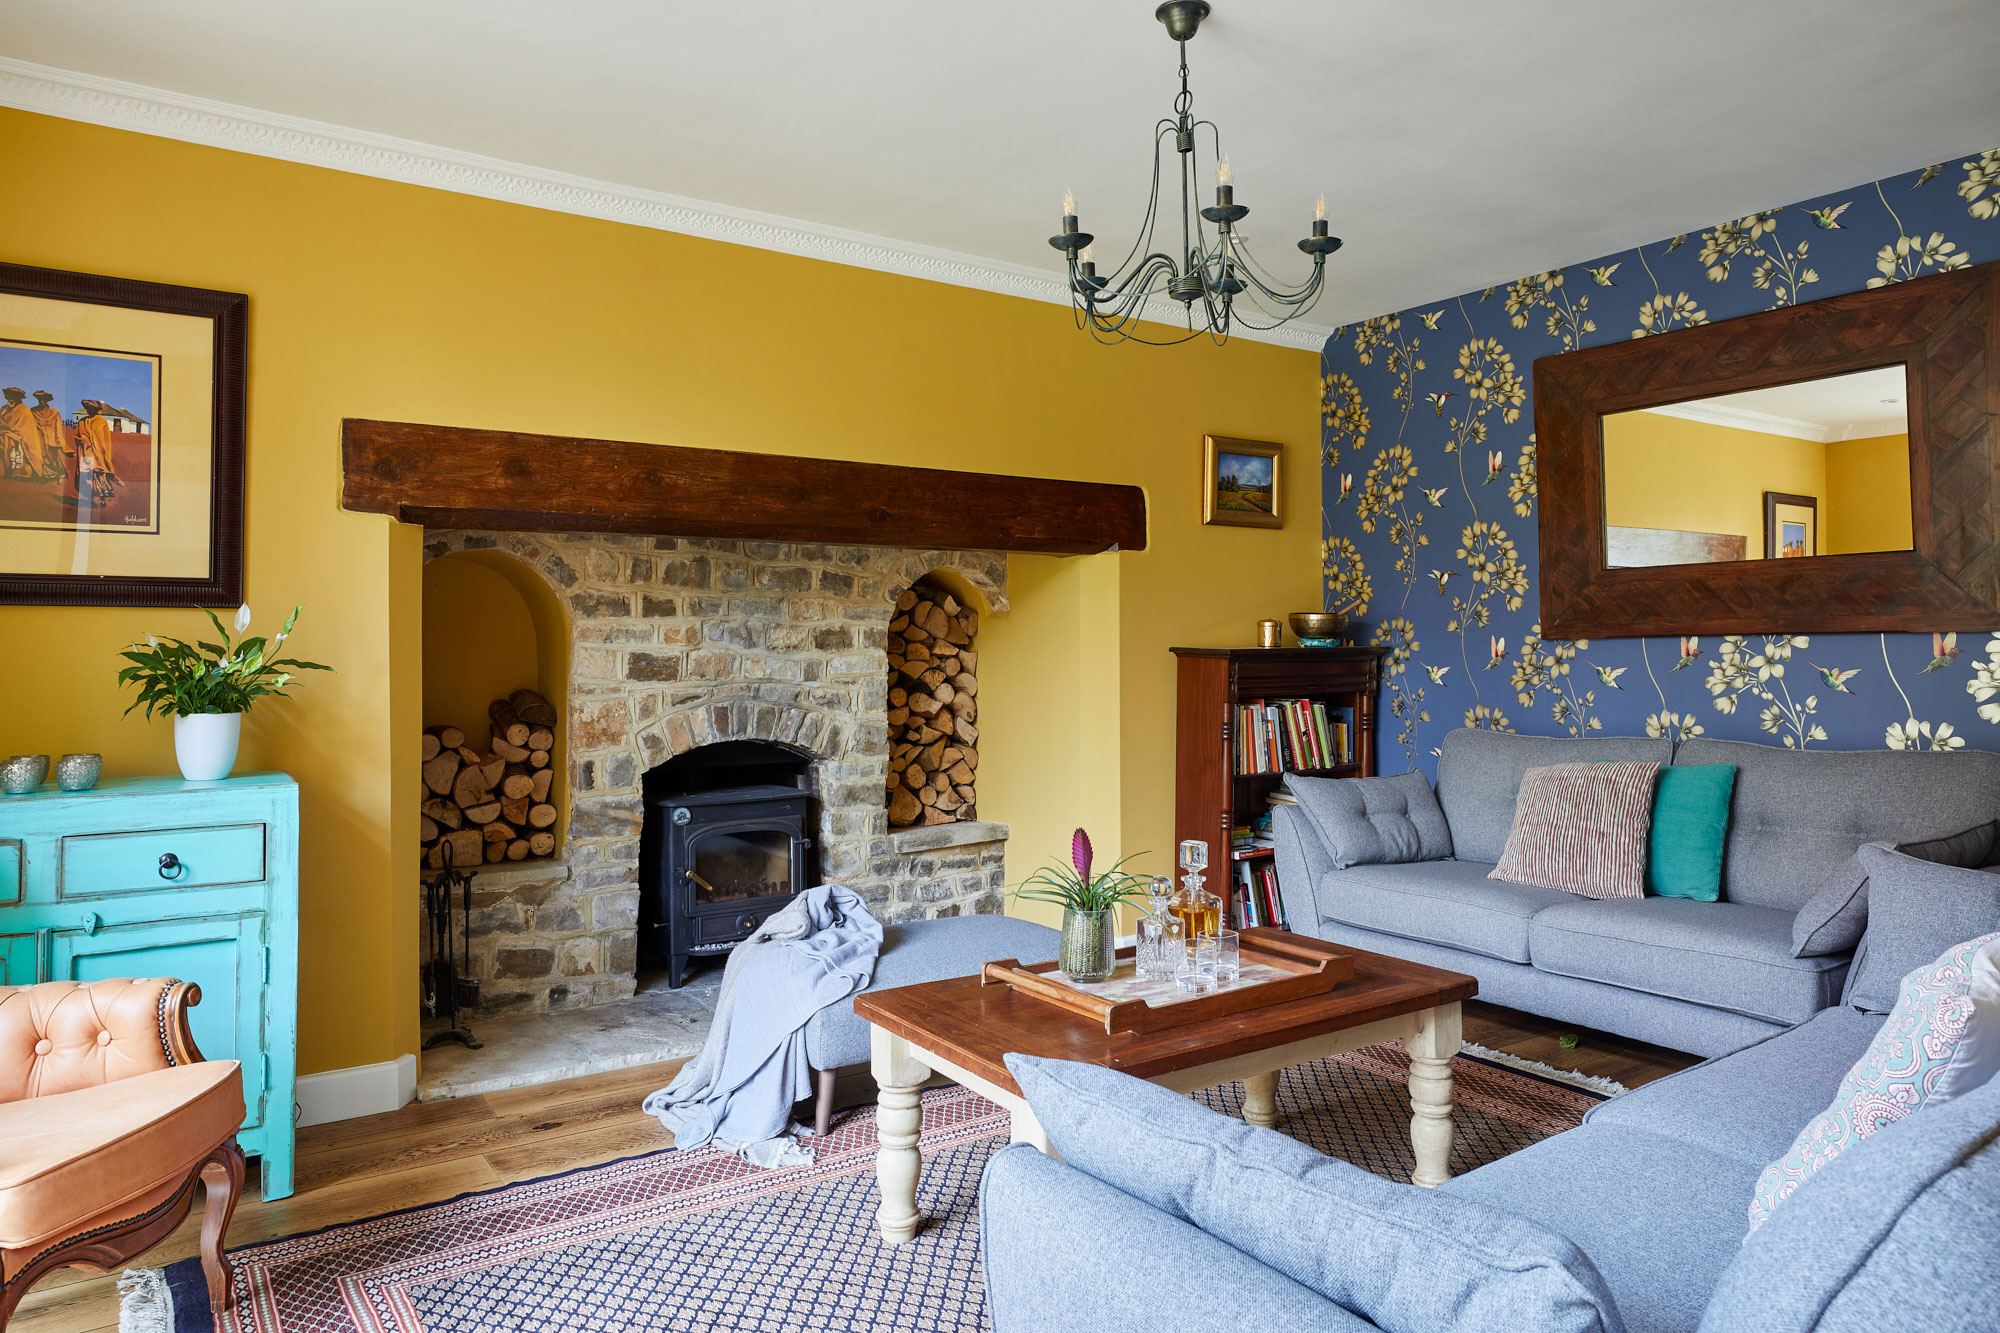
xmin=1061 ymin=907 xmax=1117 ymax=982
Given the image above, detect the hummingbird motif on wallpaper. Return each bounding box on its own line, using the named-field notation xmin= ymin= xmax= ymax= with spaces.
xmin=1335 ymin=473 xmax=1354 ymax=505
xmin=1423 ymin=487 xmax=1450 ymax=507
xmin=1485 ymin=450 xmax=1504 ymax=484
xmin=1426 ymin=391 xmax=1455 ymax=416
xmin=1594 ymin=665 xmax=1628 ymax=689
xmin=1921 ymin=633 xmax=1960 ymax=673
xmin=1812 ymin=663 xmax=1862 ymax=694
xmin=1587 ymin=264 xmax=1620 ymax=286
xmin=1417 ymin=309 xmax=1444 ymax=329
xmin=1487 ymin=636 xmax=1507 ymax=669
xmin=1912 ymin=164 xmax=1943 ymax=189
xmin=1671 ymin=636 xmax=1701 ymax=670
xmin=1424 ymin=664 xmax=1451 ymax=685
xmin=1429 ymin=568 xmax=1455 ymax=594
xmin=1800 ymin=202 xmax=1851 ymax=229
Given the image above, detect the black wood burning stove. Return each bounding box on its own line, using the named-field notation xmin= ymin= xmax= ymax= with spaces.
xmin=639 ymin=741 xmax=815 ymax=988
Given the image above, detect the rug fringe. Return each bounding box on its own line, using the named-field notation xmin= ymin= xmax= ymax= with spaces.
xmin=116 ymin=1268 xmax=173 ymax=1333
xmin=1459 ymin=1042 xmax=1630 ymax=1097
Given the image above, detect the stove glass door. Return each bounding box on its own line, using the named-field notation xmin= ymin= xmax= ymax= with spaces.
xmin=685 ymin=827 xmax=794 ymax=905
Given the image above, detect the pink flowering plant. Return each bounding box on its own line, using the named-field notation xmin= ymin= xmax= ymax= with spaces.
xmin=1011 ymin=827 xmax=1149 ymax=913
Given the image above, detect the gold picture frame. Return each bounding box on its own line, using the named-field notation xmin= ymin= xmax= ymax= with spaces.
xmin=1202 ymin=436 xmax=1282 ymax=529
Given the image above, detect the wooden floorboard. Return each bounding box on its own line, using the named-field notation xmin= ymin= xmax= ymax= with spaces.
xmin=8 ymin=1002 xmax=1696 ymax=1332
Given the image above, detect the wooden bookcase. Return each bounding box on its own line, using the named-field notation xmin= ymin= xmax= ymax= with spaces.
xmin=1170 ymin=646 xmax=1388 ymax=925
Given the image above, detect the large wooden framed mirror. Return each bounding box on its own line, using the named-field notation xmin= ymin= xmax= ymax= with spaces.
xmin=1535 ymin=260 xmax=1997 ymax=637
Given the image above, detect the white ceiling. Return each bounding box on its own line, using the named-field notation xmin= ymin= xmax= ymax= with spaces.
xmin=1643 ymin=366 xmax=1910 ymax=443
xmin=5 ymin=0 xmax=1998 ymax=343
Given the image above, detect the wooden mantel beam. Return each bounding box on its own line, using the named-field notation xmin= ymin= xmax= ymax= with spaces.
xmin=341 ymin=419 xmax=1146 ymax=555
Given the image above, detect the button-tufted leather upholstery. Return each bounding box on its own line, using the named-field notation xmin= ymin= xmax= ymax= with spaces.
xmin=0 ymin=978 xmax=189 ymax=1103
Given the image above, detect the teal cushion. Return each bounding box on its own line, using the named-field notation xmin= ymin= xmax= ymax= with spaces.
xmin=1648 ymin=764 xmax=1736 ymax=900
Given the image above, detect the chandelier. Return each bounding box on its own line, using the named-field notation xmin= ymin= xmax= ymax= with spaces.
xmin=1049 ymin=1 xmax=1342 ymax=345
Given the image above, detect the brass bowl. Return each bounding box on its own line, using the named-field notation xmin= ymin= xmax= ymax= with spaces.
xmin=1289 ymin=611 xmax=1348 ymax=639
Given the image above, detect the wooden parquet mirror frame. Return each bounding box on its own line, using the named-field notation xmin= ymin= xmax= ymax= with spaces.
xmin=1534 ymin=260 xmax=1998 ymax=637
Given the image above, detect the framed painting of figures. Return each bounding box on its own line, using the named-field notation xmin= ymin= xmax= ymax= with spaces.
xmin=0 ymin=262 xmax=245 ymax=606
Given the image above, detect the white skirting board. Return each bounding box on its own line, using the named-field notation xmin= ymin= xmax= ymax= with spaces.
xmin=294 ymin=1052 xmax=418 ymax=1127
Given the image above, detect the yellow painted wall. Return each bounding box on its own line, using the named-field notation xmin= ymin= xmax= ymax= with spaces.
xmin=1602 ymin=411 xmax=1828 ymax=554
xmin=1825 ymin=433 xmax=1913 ymax=554
xmin=0 ymin=109 xmax=1319 ymax=1076
xmin=421 ymin=557 xmax=541 ymax=745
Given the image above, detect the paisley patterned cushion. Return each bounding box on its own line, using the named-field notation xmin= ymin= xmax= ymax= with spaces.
xmin=1747 ymin=930 xmax=2000 ymax=1230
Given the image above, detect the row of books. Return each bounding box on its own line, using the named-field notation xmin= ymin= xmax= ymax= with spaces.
xmin=1233 ymin=858 xmax=1289 ymax=930
xmin=1233 ymin=697 xmax=1353 ymax=775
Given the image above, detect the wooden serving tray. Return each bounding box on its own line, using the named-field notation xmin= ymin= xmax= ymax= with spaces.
xmin=980 ymin=927 xmax=1355 ymax=1035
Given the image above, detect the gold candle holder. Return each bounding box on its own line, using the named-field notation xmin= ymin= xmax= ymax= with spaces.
xmin=1257 ymin=618 xmax=1282 ymax=649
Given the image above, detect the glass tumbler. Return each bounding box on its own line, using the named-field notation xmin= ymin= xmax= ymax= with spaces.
xmin=1213 ymin=929 xmax=1241 ymax=984
xmin=1175 ymin=935 xmax=1220 ymax=994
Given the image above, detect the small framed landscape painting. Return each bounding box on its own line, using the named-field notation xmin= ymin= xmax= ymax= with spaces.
xmin=0 ymin=261 xmax=246 ymax=607
xmin=1202 ymin=436 xmax=1283 ymax=529
xmin=1764 ymin=491 xmax=1818 ymax=560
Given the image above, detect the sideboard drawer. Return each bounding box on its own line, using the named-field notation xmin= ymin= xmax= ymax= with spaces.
xmin=60 ymin=823 xmax=268 ymax=896
xmin=0 ymin=840 xmax=18 ymax=904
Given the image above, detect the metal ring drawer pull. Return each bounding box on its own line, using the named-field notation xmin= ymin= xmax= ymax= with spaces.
xmin=158 ymin=852 xmax=186 ymax=881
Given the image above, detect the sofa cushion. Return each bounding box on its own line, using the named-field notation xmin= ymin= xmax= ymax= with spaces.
xmin=1586 ymin=1007 xmax=1883 ymax=1169
xmin=1442 ymin=1122 xmax=1756 ymax=1333
xmin=1749 ymin=932 xmax=2000 ymax=1230
xmin=1285 ymin=770 xmax=1453 ymax=869
xmin=1005 ymin=1053 xmax=1625 ymax=1333
xmin=1697 ymin=1072 xmax=2000 ymax=1333
xmin=1645 ymin=764 xmax=1737 ymax=901
xmin=1672 ymin=738 xmax=2000 ymax=912
xmin=802 ymin=914 xmax=1059 ymax=1071
xmin=0 ymin=1060 xmax=242 ymax=1251
xmin=1793 ymin=822 xmax=1998 ymax=958
xmin=1529 ymin=897 xmax=1847 ymax=1025
xmin=1436 ymin=728 xmax=1673 ymax=864
xmin=1489 ymin=761 xmax=1662 ymax=900
xmin=1315 ymin=860 xmax=1575 ymax=964
xmin=1844 ymin=846 xmax=2000 ymax=1014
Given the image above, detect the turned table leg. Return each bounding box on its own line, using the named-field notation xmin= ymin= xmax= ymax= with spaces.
xmin=1242 ymin=1070 xmax=1282 ymax=1128
xmin=1404 ymin=1003 xmax=1461 ymax=1188
xmin=871 ymin=1026 xmax=930 ymax=1245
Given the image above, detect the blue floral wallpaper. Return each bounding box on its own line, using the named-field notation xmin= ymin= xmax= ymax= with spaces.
xmin=1320 ymin=148 xmax=2000 ymax=777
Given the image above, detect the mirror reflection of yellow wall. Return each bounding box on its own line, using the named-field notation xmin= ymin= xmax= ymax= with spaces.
xmin=1602 ymin=407 xmax=1913 ymax=567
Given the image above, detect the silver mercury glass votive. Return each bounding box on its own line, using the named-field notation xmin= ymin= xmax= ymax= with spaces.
xmin=55 ymin=753 xmax=103 ymax=792
xmin=1 ymin=754 xmax=50 ymax=795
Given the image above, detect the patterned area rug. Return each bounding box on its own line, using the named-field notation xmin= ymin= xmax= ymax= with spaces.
xmin=135 ymin=1044 xmax=1613 ymax=1333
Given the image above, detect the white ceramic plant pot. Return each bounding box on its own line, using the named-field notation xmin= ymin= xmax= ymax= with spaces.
xmin=174 ymin=712 xmax=242 ymax=782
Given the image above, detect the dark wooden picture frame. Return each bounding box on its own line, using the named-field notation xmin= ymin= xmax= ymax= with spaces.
xmin=0 ymin=261 xmax=246 ymax=607
xmin=1763 ymin=490 xmax=1818 ymax=560
xmin=1535 ymin=260 xmax=1998 ymax=637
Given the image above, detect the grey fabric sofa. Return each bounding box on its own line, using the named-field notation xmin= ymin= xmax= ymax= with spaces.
xmin=979 ymin=1006 xmax=2000 ymax=1333
xmin=1272 ymin=730 xmax=2000 ymax=1056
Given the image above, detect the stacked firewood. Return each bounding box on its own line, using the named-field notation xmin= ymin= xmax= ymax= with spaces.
xmin=885 ymin=584 xmax=978 ymax=827
xmin=420 ymin=688 xmax=560 ymax=868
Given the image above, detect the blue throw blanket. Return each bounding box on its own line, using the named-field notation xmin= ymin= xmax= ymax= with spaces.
xmin=642 ymin=884 xmax=883 ymax=1166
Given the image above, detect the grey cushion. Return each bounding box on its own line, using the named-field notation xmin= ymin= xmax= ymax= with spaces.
xmin=978 ymin=1145 xmax=1368 ymax=1333
xmin=1674 ymin=739 xmax=2000 ymax=912
xmin=1285 ymin=770 xmax=1453 ymax=869
xmin=1270 ymin=803 xmax=1337 ymax=934
xmin=1697 ymin=1070 xmax=2000 ymax=1333
xmin=1443 ymin=1122 xmax=1758 ymax=1333
xmin=1315 ymin=859 xmax=1573 ymax=963
xmin=1843 ymin=845 xmax=2000 ymax=1014
xmin=1529 ymin=897 xmax=1848 ymax=1025
xmin=1436 ymin=728 xmax=1672 ymax=863
xmin=1006 ymin=1053 xmax=1624 ymax=1333
xmin=1586 ymin=1007 xmax=1883 ymax=1168
xmin=1793 ymin=823 xmax=1999 ymax=958
xmin=802 ymin=914 xmax=1059 ymax=1070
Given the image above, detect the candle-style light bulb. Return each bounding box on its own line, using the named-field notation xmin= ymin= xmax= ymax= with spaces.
xmin=1216 ymin=158 xmax=1232 ymax=188
xmin=1063 ymin=188 xmax=1076 ymax=219
xmin=1314 ymin=193 xmax=1327 ymax=222
xmin=1080 ymin=244 xmax=1094 ymax=264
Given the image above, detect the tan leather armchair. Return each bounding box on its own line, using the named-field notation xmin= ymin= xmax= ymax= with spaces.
xmin=0 ymin=978 xmax=245 ymax=1328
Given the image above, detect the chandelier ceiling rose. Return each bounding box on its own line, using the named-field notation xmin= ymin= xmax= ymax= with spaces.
xmin=1048 ymin=1 xmax=1341 ymax=346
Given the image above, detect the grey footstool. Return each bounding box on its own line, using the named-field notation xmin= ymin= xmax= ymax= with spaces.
xmin=805 ymin=913 xmax=1060 ymax=1134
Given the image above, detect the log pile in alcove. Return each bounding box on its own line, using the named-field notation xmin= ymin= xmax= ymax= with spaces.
xmin=885 ymin=583 xmax=978 ymax=827
xmin=420 ymin=688 xmax=560 ymax=868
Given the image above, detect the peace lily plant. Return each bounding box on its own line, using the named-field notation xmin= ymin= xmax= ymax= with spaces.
xmin=118 ymin=604 xmax=332 ymax=781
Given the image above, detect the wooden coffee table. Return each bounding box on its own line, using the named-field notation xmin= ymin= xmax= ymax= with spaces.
xmin=853 ymin=931 xmax=1477 ymax=1244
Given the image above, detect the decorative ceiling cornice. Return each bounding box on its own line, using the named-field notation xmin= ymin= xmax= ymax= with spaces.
xmin=0 ymin=56 xmax=1334 ymax=352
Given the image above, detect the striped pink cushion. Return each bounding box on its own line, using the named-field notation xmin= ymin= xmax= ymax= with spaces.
xmin=1488 ymin=761 xmax=1662 ymax=900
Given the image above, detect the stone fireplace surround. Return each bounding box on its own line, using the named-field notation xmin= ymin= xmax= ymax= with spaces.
xmin=422 ymin=529 xmax=1010 ymax=1012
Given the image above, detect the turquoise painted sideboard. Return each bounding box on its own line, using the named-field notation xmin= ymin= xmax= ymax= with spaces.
xmin=0 ymin=773 xmax=299 ymax=1200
